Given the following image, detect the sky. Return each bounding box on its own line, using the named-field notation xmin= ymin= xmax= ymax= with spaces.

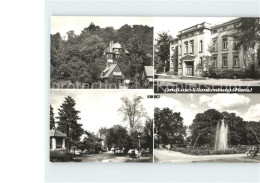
xmin=154 ymin=94 xmax=260 ymax=126
xmin=50 ymin=89 xmax=154 ymax=134
xmin=154 ymin=17 xmax=238 ymax=40
xmin=51 ymin=16 xmax=154 ymax=37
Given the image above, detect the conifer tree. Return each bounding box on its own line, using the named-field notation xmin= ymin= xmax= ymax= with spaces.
xmin=56 ymin=96 xmax=84 ymax=144
xmin=50 ymin=105 xmax=55 ymax=130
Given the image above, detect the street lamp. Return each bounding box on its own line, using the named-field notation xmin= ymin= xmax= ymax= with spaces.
xmin=138 ymin=135 xmax=141 ymax=151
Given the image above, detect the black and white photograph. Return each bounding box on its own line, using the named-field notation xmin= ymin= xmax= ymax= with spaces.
xmin=154 ymin=93 xmax=260 ymax=163
xmin=50 ymin=89 xmax=153 ymax=162
xmin=154 ymin=17 xmax=260 ymax=93
xmin=50 ymin=16 xmax=154 ymax=89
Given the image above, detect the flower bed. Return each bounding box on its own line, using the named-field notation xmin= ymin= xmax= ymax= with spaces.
xmin=170 ymin=146 xmax=249 ymax=156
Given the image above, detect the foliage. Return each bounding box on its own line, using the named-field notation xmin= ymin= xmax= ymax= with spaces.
xmin=155 ymin=32 xmax=173 ymax=72
xmin=80 ymin=131 xmax=102 ymax=153
xmin=190 ymin=109 xmax=223 ymax=147
xmin=50 ymin=23 xmax=153 ymax=83
xmin=56 ymin=96 xmax=84 ymax=145
xmin=154 ymin=107 xmax=186 ymax=148
xmin=118 ymin=95 xmax=147 ymax=134
xmin=233 ymin=18 xmax=260 ymax=51
xmin=170 ymin=146 xmax=248 ymax=156
xmin=142 ymin=118 xmax=153 ymax=151
xmin=106 ymin=125 xmax=131 ymax=150
xmin=50 ymin=105 xmax=55 ymax=129
xmin=232 ymin=18 xmax=260 ymax=77
xmin=98 ymin=127 xmax=108 ymax=136
xmin=189 ymin=109 xmax=260 ymax=147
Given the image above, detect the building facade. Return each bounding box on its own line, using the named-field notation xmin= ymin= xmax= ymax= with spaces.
xmin=101 ymin=41 xmax=126 ymax=83
xmin=170 ymin=18 xmax=260 ymax=78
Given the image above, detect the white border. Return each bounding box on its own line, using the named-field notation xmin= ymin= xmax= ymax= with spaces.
xmin=45 ymin=0 xmax=260 ymax=182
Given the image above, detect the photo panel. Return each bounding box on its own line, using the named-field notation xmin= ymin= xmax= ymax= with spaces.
xmin=50 ymin=89 xmax=154 ymax=162
xmin=50 ymin=16 xmax=154 ymax=89
xmin=154 ymin=17 xmax=260 ymax=93
xmin=154 ymin=93 xmax=260 ymax=163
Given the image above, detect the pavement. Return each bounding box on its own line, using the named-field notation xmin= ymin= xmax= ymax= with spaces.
xmin=76 ymin=151 xmax=152 ymax=163
xmin=155 ymin=78 xmax=260 ymax=87
xmin=154 ymin=149 xmax=260 ymax=163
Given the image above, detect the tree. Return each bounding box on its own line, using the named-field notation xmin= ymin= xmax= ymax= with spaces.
xmin=222 ymin=112 xmax=247 ymax=145
xmin=50 ymin=105 xmax=55 ymax=129
xmin=79 ymin=35 xmax=107 ymax=83
xmin=246 ymin=121 xmax=260 ymax=144
xmin=98 ymin=127 xmax=108 ymax=136
xmin=232 ymin=18 xmax=260 ymax=77
xmin=56 ymin=96 xmax=84 ymax=148
xmin=86 ymin=22 xmax=101 ymax=33
xmin=54 ymin=35 xmax=107 ymax=83
xmin=50 ymin=23 xmax=153 ymax=84
xmin=155 ymin=32 xmax=173 ymax=72
xmin=118 ymin=24 xmax=133 ymax=44
xmin=118 ymin=95 xmax=147 ymax=134
xmin=142 ymin=118 xmax=153 ymax=151
xmin=106 ymin=125 xmax=131 ymax=151
xmin=189 ymin=109 xmax=260 ymax=147
xmin=81 ymin=130 xmax=102 ymax=153
xmin=233 ymin=18 xmax=260 ymax=51
xmin=126 ymin=35 xmax=152 ymax=79
xmin=190 ymin=109 xmax=223 ymax=147
xmin=154 ymin=107 xmax=186 ymax=148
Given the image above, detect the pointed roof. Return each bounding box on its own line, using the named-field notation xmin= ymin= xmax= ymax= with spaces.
xmin=101 ymin=64 xmax=118 ymax=78
xmin=50 ymin=129 xmax=66 ymax=137
xmin=104 ymin=42 xmax=125 ymax=54
xmin=112 ymin=42 xmax=122 ymax=49
xmin=144 ymin=66 xmax=153 ymax=77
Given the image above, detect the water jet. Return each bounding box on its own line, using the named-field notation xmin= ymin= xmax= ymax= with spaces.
xmin=215 ymin=119 xmax=229 ymax=151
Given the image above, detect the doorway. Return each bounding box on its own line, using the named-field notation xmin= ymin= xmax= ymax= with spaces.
xmin=185 ymin=61 xmax=194 ymax=76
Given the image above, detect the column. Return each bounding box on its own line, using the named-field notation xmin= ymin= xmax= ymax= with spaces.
xmin=62 ymin=138 xmax=66 ymax=149
xmin=52 ymin=138 xmax=56 ymax=150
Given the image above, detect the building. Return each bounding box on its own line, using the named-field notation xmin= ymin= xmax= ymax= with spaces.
xmin=142 ymin=66 xmax=153 ymax=87
xmin=169 ymin=18 xmax=260 ymax=78
xmin=50 ymin=129 xmax=66 ymax=150
xmin=101 ymin=41 xmax=126 ymax=83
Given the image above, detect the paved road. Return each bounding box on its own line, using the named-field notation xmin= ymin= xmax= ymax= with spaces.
xmin=154 ymin=149 xmax=259 ymax=163
xmin=77 ymin=151 xmax=152 ymax=163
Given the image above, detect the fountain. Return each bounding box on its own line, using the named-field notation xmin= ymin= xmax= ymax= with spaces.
xmin=215 ymin=119 xmax=229 ymax=151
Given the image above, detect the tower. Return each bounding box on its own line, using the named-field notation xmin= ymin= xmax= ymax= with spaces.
xmin=105 ymin=41 xmax=122 ymax=65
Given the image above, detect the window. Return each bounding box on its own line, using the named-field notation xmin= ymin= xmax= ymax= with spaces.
xmin=199 ymin=40 xmax=203 ymax=52
xmin=213 ymin=29 xmax=217 ymax=33
xmin=233 ymin=56 xmax=239 ymax=67
xmin=213 ymin=40 xmax=218 ymax=51
xmin=222 ymin=56 xmax=228 ymax=67
xmin=199 ymin=57 xmax=203 ymax=66
xmin=213 ymin=57 xmax=217 ymax=67
xmin=223 ymin=38 xmax=228 ymax=50
xmin=223 ymin=26 xmax=227 ymax=30
xmin=190 ymin=40 xmax=194 ymax=53
xmin=107 ymin=54 xmax=113 ymax=59
xmin=179 ymin=45 xmax=182 ymax=54
xmin=113 ymin=72 xmax=122 ymax=76
xmin=184 ymin=41 xmax=188 ymax=54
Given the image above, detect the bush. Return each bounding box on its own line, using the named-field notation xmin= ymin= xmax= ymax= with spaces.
xmin=169 ymin=146 xmax=248 ymax=156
